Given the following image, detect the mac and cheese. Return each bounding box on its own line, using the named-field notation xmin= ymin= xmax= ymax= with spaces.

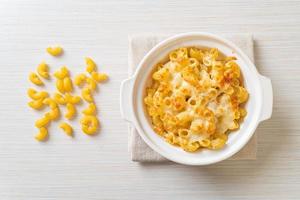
xmin=144 ymin=47 xmax=248 ymax=152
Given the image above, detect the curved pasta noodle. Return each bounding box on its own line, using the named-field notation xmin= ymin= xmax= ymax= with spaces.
xmin=210 ymin=138 xmax=226 ymax=150
xmin=199 ymin=139 xmax=211 ymax=148
xmin=184 ymin=141 xmax=200 ymax=152
xmin=45 ymin=107 xmax=60 ymax=120
xmin=65 ymin=103 xmax=76 ymax=119
xmin=54 ymin=66 xmax=69 ymax=79
xmin=35 ymin=127 xmax=48 ymax=141
xmin=74 ymin=73 xmax=87 ymax=86
xmin=63 ymin=77 xmax=73 ymax=92
xmin=65 ymin=93 xmax=81 ymax=104
xmin=82 ymin=103 xmax=97 ymax=115
xmin=28 ymin=99 xmax=44 ymax=110
xmin=80 ymin=115 xmax=99 ymax=135
xmin=81 ymin=88 xmax=93 ymax=102
xmin=53 ymin=93 xmax=66 ymax=105
xmin=27 ymin=88 xmax=48 ymax=100
xmin=86 ymin=77 xmax=97 ymax=91
xmin=85 ymin=57 xmax=97 ymax=73
xmin=91 ymin=72 xmax=108 ymax=82
xmin=56 ymin=79 xmax=65 ymax=93
xmin=35 ymin=116 xmax=51 ymax=128
xmin=43 ymin=98 xmax=57 ymax=109
xmin=37 ymin=62 xmax=49 ymax=79
xmin=59 ymin=122 xmax=73 ymax=137
xmin=46 ymin=46 xmax=63 ymax=56
xmin=29 ymin=72 xmax=44 ymax=85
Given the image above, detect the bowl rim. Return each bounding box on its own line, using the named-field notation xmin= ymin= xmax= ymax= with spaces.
xmin=127 ymin=32 xmax=263 ymax=165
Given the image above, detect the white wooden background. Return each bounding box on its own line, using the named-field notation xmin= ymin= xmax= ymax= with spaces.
xmin=0 ymin=0 xmax=299 ymax=199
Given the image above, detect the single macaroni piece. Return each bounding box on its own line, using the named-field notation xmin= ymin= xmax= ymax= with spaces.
xmin=65 ymin=93 xmax=81 ymax=104
xmin=86 ymin=77 xmax=97 ymax=91
xmin=65 ymin=103 xmax=76 ymax=119
xmin=27 ymin=88 xmax=48 ymax=100
xmin=211 ymin=138 xmax=226 ymax=150
xmin=46 ymin=46 xmax=63 ymax=56
xmin=74 ymin=73 xmax=87 ymax=86
xmin=91 ymin=72 xmax=108 ymax=82
xmin=29 ymin=72 xmax=44 ymax=85
xmin=43 ymin=98 xmax=58 ymax=109
xmin=45 ymin=107 xmax=60 ymax=120
xmin=54 ymin=66 xmax=69 ymax=79
xmin=81 ymin=88 xmax=93 ymax=102
xmin=80 ymin=115 xmax=99 ymax=135
xmin=37 ymin=62 xmax=50 ymax=79
xmin=82 ymin=103 xmax=97 ymax=115
xmin=53 ymin=92 xmax=66 ymax=105
xmin=85 ymin=57 xmax=97 ymax=73
xmin=63 ymin=77 xmax=73 ymax=92
xmin=35 ymin=127 xmax=48 ymax=141
xmin=59 ymin=122 xmax=73 ymax=137
xmin=56 ymin=79 xmax=65 ymax=93
xmin=144 ymin=47 xmax=249 ymax=152
xmin=35 ymin=116 xmax=51 ymax=128
xmin=28 ymin=99 xmax=44 ymax=110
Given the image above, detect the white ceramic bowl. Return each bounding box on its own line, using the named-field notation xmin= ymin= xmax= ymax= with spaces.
xmin=120 ymin=32 xmax=273 ymax=165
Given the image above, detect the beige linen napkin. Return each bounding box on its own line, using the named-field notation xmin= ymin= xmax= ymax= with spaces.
xmin=128 ymin=34 xmax=256 ymax=162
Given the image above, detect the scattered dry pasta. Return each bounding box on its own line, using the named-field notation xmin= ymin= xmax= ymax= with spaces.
xmin=144 ymin=47 xmax=249 ymax=152
xmin=28 ymin=47 xmax=108 ymax=141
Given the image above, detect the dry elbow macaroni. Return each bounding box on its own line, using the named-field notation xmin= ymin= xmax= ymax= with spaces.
xmin=46 ymin=46 xmax=63 ymax=56
xmin=59 ymin=122 xmax=73 ymax=137
xmin=85 ymin=57 xmax=97 ymax=73
xmin=77 ymin=57 xmax=108 ymax=135
xmin=37 ymin=62 xmax=50 ymax=79
xmin=29 ymin=72 xmax=44 ymax=85
xmin=65 ymin=103 xmax=76 ymax=119
xmin=80 ymin=115 xmax=99 ymax=135
xmin=27 ymin=47 xmax=108 ymax=141
xmin=144 ymin=47 xmax=249 ymax=152
xmin=35 ymin=127 xmax=48 ymax=141
xmin=82 ymin=103 xmax=97 ymax=115
xmin=81 ymin=88 xmax=94 ymax=102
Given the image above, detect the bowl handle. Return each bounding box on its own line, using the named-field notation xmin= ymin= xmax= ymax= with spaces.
xmin=259 ymin=75 xmax=273 ymax=122
xmin=120 ymin=77 xmax=135 ymax=122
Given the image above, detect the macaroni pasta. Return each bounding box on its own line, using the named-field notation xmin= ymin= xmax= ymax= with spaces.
xmin=144 ymin=47 xmax=249 ymax=152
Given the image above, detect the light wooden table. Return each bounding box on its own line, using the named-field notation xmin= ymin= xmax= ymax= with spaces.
xmin=0 ymin=0 xmax=299 ymax=199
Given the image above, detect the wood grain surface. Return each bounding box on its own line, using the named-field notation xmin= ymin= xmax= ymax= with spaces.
xmin=0 ymin=0 xmax=299 ymax=199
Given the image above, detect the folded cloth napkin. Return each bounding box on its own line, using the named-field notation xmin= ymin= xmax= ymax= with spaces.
xmin=128 ymin=34 xmax=257 ymax=162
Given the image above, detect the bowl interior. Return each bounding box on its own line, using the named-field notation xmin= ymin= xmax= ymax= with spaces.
xmin=132 ymin=33 xmax=262 ymax=165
